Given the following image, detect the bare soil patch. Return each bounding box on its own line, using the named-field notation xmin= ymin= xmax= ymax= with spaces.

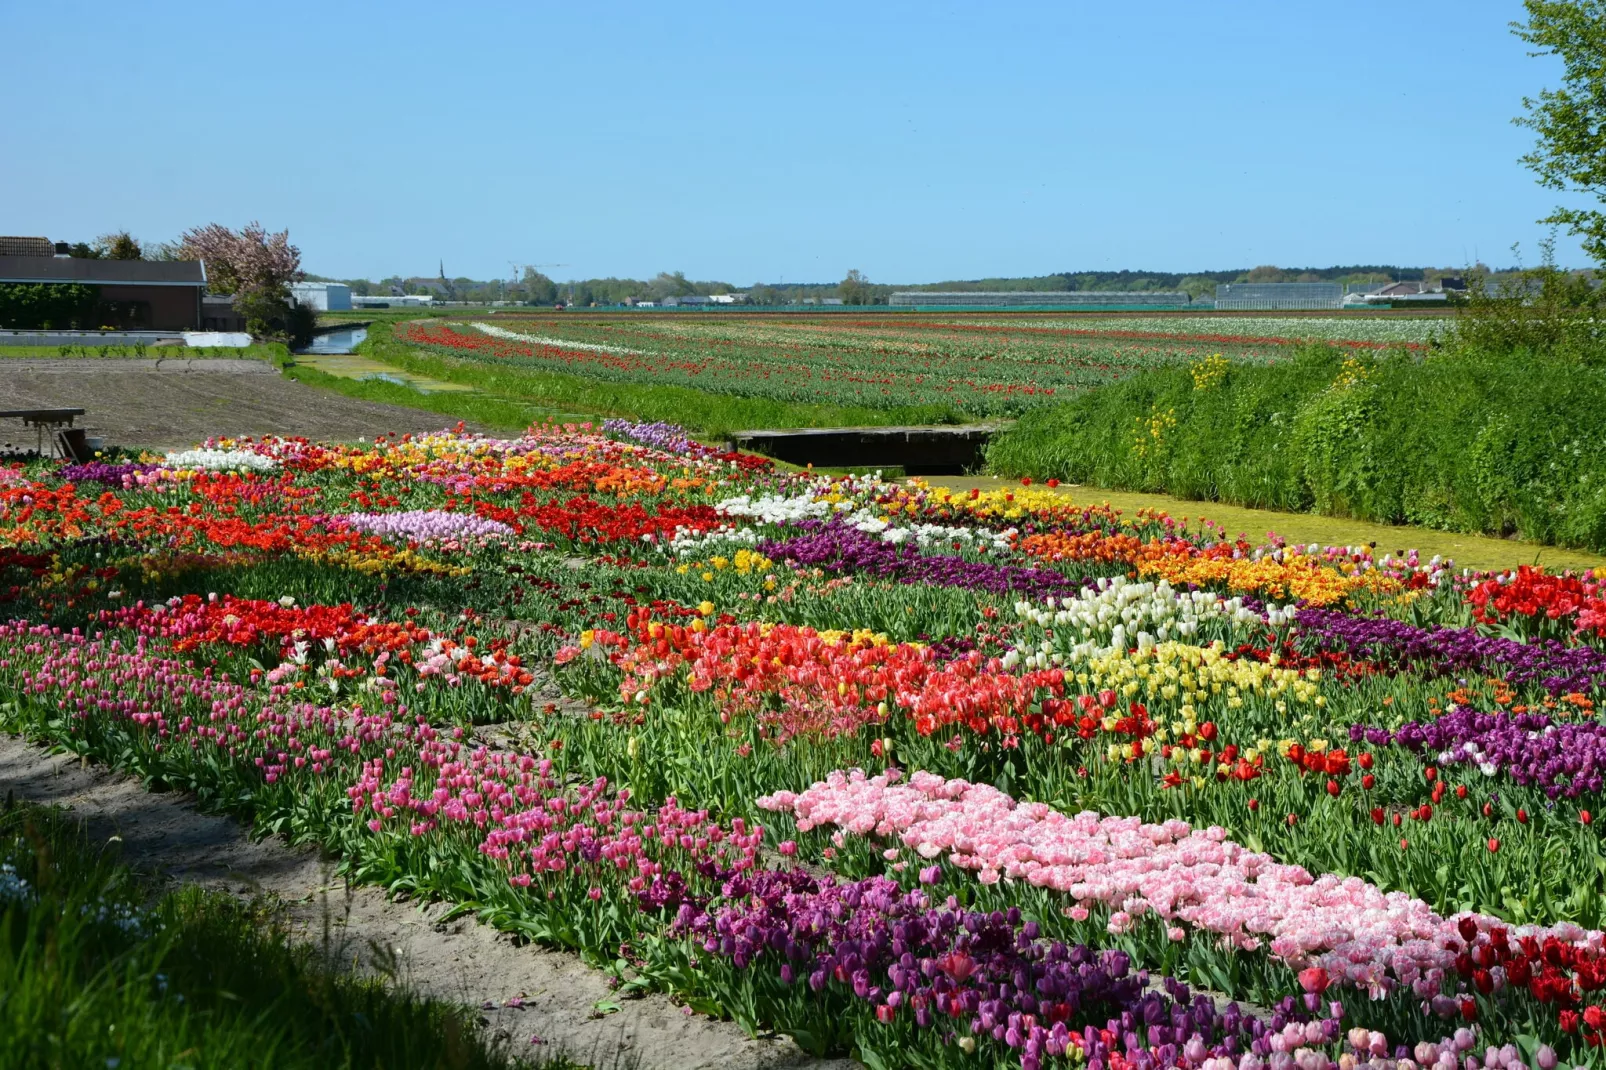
xmin=0 ymin=358 xmax=480 ymax=452
xmin=0 ymin=733 xmax=849 ymax=1070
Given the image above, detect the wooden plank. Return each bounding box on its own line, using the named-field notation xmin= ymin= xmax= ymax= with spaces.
xmin=0 ymin=408 xmax=85 ymax=421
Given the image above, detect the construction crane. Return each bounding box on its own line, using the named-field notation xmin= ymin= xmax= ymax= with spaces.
xmin=503 ymin=263 xmax=572 ymax=306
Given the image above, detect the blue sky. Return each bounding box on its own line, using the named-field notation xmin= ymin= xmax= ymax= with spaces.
xmin=1 ymin=1 xmax=1591 ymax=283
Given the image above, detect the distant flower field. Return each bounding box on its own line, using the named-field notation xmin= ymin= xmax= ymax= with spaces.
xmin=391 ymin=314 xmax=1431 ymax=417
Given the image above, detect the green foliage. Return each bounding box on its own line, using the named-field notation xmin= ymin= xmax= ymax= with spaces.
xmin=1452 ymin=251 xmax=1606 ymax=362
xmin=235 ymin=286 xmax=316 ymax=346
xmin=986 ymin=345 xmax=1606 ymax=552
xmin=0 ymin=802 xmax=537 ymax=1070
xmin=1514 ymin=0 xmax=1606 ymax=265
xmin=838 ymin=269 xmax=874 ymax=305
xmin=98 ymin=231 xmax=143 ymax=260
xmin=0 ymin=283 xmax=101 ymax=330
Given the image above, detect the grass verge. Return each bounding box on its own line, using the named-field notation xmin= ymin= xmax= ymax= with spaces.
xmin=923 ymin=475 xmax=1606 ymax=573
xmin=0 ymin=799 xmax=557 ymax=1070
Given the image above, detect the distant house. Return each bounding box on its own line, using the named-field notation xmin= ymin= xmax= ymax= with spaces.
xmin=0 ymin=236 xmax=57 ymax=258
xmin=1344 ymin=280 xmax=1453 ymax=306
xmin=0 ymin=253 xmax=207 ymax=329
xmin=708 ymin=293 xmax=748 ymax=305
xmin=821 ymin=297 xmax=845 ymax=306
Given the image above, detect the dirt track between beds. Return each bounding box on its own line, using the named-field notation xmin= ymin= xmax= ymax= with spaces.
xmin=0 ymin=358 xmax=475 ymax=453
xmin=0 ymin=733 xmax=851 ymax=1070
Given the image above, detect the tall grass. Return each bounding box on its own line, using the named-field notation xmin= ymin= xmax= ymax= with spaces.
xmin=0 ymin=801 xmax=551 ymax=1070
xmin=986 ymin=345 xmax=1606 ymax=553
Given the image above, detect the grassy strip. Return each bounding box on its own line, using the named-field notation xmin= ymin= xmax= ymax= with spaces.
xmin=0 ymin=343 xmax=287 ymax=361
xmin=986 ymin=346 xmax=1606 ymax=556
xmin=282 ymin=363 xmax=574 ymax=434
xmin=0 ymin=800 xmax=555 ymax=1070
xmin=354 ymin=321 xmax=969 ymax=437
xmin=923 ymin=475 xmax=1606 ymax=573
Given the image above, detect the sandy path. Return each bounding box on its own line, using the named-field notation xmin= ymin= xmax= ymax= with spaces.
xmin=0 ymin=358 xmax=478 ymax=453
xmin=0 ymin=733 xmax=852 ymax=1070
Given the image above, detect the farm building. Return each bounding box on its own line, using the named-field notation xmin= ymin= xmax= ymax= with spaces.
xmin=0 ymin=253 xmax=207 ymax=329
xmin=351 ymin=294 xmax=433 ymax=308
xmin=289 ymin=281 xmax=353 ymax=311
xmin=1215 ymin=282 xmax=1343 ymax=310
xmin=888 ymin=291 xmax=1191 ymax=308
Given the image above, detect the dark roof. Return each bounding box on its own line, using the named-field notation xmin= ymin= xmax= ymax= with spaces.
xmin=0 ymin=237 xmax=54 ymax=257
xmin=0 ymin=255 xmax=206 ymax=287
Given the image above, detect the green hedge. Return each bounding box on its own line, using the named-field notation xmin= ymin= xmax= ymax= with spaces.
xmin=0 ymin=283 xmax=100 ymax=330
xmin=985 ymin=346 xmax=1606 ymax=552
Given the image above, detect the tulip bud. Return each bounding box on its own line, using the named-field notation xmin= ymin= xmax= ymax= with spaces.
xmin=1536 ymin=1044 xmax=1558 ymax=1070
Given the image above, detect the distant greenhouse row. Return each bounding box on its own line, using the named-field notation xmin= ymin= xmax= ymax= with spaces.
xmin=888 ymin=290 xmax=1191 ymax=309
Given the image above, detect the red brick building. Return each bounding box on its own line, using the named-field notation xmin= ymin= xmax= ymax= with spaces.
xmin=0 ymin=253 xmax=207 ymax=330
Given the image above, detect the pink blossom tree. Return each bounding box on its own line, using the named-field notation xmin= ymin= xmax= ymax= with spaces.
xmin=177 ymin=221 xmax=302 ymax=297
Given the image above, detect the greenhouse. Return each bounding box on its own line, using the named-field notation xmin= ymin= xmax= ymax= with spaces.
xmin=887 ymin=290 xmax=1191 ymax=308
xmin=1214 ymin=282 xmax=1343 ymax=310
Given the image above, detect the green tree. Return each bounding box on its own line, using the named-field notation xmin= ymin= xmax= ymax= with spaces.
xmin=1514 ymin=0 xmax=1606 ymax=264
xmin=521 ymin=267 xmax=558 ymax=304
xmin=839 ymin=269 xmax=871 ymax=305
xmin=97 ymin=231 xmax=143 ymax=260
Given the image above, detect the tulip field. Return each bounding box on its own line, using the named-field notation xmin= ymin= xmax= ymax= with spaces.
xmin=393 ymin=315 xmax=1431 ymax=416
xmin=6 ymin=419 xmax=1606 ymax=1070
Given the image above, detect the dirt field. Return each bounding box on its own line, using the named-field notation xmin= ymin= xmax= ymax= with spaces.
xmin=0 ymin=358 xmax=479 ymax=453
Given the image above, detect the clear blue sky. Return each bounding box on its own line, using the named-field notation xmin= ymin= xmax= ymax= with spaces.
xmin=1 ymin=1 xmax=1592 ymax=284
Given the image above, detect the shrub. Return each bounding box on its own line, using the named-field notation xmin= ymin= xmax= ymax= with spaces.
xmin=986 ymin=345 xmax=1606 ymax=552
xmin=0 ymin=283 xmax=100 ymax=330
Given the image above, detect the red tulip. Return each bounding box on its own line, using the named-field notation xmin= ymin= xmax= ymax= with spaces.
xmin=1487 ymin=838 xmax=1500 ymax=853
xmin=1298 ymin=966 xmax=1330 ymax=994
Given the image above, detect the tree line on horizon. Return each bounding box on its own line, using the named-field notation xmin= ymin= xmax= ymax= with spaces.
xmin=298 ymin=263 xmax=1497 ymax=307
